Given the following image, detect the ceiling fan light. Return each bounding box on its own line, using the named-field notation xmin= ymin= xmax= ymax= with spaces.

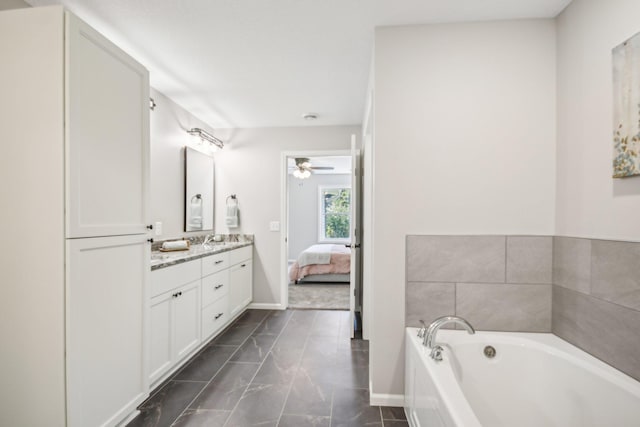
xmin=293 ymin=169 xmax=311 ymax=179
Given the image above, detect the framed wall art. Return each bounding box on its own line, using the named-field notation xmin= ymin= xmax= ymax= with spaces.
xmin=613 ymin=31 xmax=640 ymax=178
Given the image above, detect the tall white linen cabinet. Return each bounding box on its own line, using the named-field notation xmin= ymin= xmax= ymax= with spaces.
xmin=0 ymin=6 xmax=151 ymax=427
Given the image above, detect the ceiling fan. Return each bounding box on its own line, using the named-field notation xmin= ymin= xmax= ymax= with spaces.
xmin=291 ymin=157 xmax=334 ymax=179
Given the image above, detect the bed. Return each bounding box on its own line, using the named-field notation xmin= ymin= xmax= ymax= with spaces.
xmin=289 ymin=244 xmax=351 ymax=284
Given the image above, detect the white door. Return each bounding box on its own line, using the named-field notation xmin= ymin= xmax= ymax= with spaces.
xmin=229 ymin=261 xmax=252 ymax=316
xmin=238 ymin=260 xmax=253 ymax=308
xmin=348 ymin=136 xmax=362 ymax=339
xmin=66 ymin=235 xmax=149 ymax=427
xmin=65 ymin=11 xmax=150 ymax=238
xmin=173 ymin=280 xmax=201 ymax=361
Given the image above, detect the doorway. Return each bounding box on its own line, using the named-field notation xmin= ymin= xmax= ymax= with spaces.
xmin=285 ymin=153 xmax=352 ymax=310
xmin=280 ymin=142 xmax=362 ymax=337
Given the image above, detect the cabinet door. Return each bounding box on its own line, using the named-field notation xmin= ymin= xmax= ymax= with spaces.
xmin=173 ymin=281 xmax=201 ymax=362
xmin=229 ymin=260 xmax=252 ymax=317
xmin=65 ymin=12 xmax=150 ymax=238
xmin=149 ymin=293 xmax=172 ymax=385
xmin=66 ymin=235 xmax=149 ymax=427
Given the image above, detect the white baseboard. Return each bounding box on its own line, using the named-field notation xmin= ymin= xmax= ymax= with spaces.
xmin=369 ymin=385 xmax=405 ymax=407
xmin=116 ymin=409 xmax=140 ymax=427
xmin=247 ymin=302 xmax=285 ymax=310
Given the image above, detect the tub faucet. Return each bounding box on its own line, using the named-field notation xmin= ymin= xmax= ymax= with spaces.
xmin=424 ymin=316 xmax=475 ymax=349
xmin=417 ymin=320 xmax=428 ymax=338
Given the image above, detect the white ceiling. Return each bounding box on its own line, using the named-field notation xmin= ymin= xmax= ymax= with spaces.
xmin=26 ymin=0 xmax=572 ymax=129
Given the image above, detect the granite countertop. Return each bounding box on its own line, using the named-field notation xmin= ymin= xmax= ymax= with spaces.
xmin=151 ymin=241 xmax=253 ymax=271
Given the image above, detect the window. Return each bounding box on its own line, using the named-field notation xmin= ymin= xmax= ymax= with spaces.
xmin=318 ymin=186 xmax=351 ymax=242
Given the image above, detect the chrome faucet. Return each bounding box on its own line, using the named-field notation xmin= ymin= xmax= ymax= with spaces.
xmin=202 ymin=234 xmax=215 ymax=247
xmin=417 ymin=319 xmax=428 ymax=338
xmin=424 ymin=316 xmax=475 ymax=361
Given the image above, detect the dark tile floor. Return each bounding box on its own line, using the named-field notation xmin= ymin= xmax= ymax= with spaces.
xmin=128 ymin=309 xmax=408 ymax=427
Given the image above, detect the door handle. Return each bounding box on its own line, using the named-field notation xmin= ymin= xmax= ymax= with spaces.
xmin=214 ymin=284 xmax=224 ymax=290
xmin=345 ymin=244 xmax=361 ymax=248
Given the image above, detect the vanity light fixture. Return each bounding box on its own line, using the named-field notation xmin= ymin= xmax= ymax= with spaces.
xmin=188 ymin=128 xmax=224 ymax=150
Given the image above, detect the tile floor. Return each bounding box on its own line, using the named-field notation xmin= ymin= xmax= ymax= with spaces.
xmin=287 ymin=284 xmax=350 ymax=310
xmin=128 ymin=309 xmax=408 ymax=427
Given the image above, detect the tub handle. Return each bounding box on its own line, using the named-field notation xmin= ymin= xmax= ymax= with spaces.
xmin=430 ymin=345 xmax=444 ymax=362
xmin=417 ymin=320 xmax=427 ymax=338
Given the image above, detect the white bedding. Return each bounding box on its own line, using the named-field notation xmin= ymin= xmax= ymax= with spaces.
xmin=297 ymin=244 xmax=349 ymax=267
xmin=289 ymin=244 xmax=351 ymax=282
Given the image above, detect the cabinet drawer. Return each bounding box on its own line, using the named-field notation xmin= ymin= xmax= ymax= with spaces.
xmin=151 ymin=260 xmax=200 ymax=298
xmin=229 ymin=245 xmax=252 ymax=265
xmin=202 ymin=269 xmax=229 ymax=308
xmin=202 ymin=295 xmax=228 ymax=340
xmin=201 ymin=252 xmax=230 ymax=277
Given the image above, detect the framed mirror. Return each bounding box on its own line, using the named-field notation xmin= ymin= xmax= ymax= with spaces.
xmin=184 ymin=147 xmax=214 ymax=231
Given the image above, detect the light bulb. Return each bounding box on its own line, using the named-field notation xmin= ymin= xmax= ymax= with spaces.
xmin=293 ymin=169 xmax=311 ymax=179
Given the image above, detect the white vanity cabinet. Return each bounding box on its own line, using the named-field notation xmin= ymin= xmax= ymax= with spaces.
xmin=0 ymin=6 xmax=150 ymax=427
xmin=65 ymin=9 xmax=149 ymax=239
xmin=149 ymin=245 xmax=253 ymax=386
xmin=201 ymin=268 xmax=230 ymax=340
xmin=67 ymin=235 xmax=150 ymax=427
xmin=149 ymin=281 xmax=201 ymax=384
xmin=229 ymin=246 xmax=254 ymax=317
xmin=172 ymin=282 xmax=202 ymax=360
xmin=149 ymin=261 xmax=202 ymax=384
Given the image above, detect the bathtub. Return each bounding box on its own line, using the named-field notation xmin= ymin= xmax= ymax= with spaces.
xmin=404 ymin=327 xmax=640 ymax=427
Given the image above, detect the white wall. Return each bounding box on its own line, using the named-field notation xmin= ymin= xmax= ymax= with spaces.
xmin=149 ymin=89 xmax=356 ymax=306
xmin=0 ymin=6 xmax=65 ymax=425
xmin=371 ymin=20 xmax=557 ymax=399
xmin=556 ymin=0 xmax=640 ymax=242
xmin=212 ymin=126 xmax=357 ymax=305
xmin=149 ymin=88 xmax=219 ymax=239
xmin=288 ymin=173 xmax=351 ymax=260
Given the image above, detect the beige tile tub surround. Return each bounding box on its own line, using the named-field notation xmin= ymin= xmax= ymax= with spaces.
xmin=405 ymin=282 xmax=455 ymax=328
xmin=456 ymin=283 xmax=551 ymax=332
xmin=407 ymin=235 xmax=506 ymax=283
xmin=405 ymin=235 xmax=640 ymax=382
xmin=553 ymin=285 xmax=640 ymax=381
xmin=552 ymin=236 xmax=640 ymax=382
xmin=552 ymin=236 xmax=591 ymax=294
xmin=507 ymin=236 xmax=553 ymax=284
xmin=406 ymin=235 xmax=553 ymax=332
xmin=591 ymin=240 xmax=640 ymax=311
